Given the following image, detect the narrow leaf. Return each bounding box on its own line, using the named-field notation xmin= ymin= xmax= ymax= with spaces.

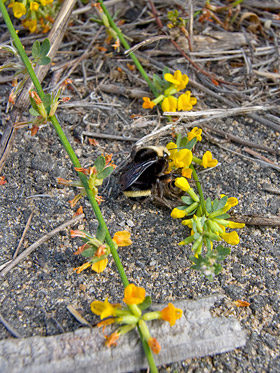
xmin=40 ymin=39 xmax=50 ymax=57
xmin=94 ymin=155 xmax=105 ymax=173
xmin=96 ymin=224 xmax=106 ymax=242
xmin=31 ymin=40 xmax=40 ymax=58
xmin=97 ymin=166 xmax=114 ymax=179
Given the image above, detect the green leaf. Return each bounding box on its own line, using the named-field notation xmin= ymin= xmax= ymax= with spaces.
xmin=217 ymin=196 xmax=228 ymax=210
xmin=214 ymin=213 xmax=230 ymax=220
xmin=29 ymin=107 xmax=40 ymax=117
xmin=179 ymin=136 xmax=189 ymax=148
xmin=38 ymin=56 xmax=51 ymax=66
xmin=162 ymin=66 xmax=170 ymax=77
xmin=205 ymin=197 xmax=212 ymax=213
xmin=138 ymin=296 xmax=152 ymax=311
xmin=31 ymin=40 xmax=40 ymax=58
xmin=96 ymin=224 xmax=106 ymax=243
xmin=40 ymin=39 xmax=50 ymax=57
xmin=212 ymin=198 xmax=219 ymax=211
xmin=176 ymin=133 xmax=182 ymax=147
xmin=184 ymin=137 xmax=197 ymax=150
xmin=97 ymin=166 xmax=114 ymax=180
xmin=153 ymin=74 xmax=163 ymax=92
xmin=94 ymin=155 xmax=105 ymax=173
xmin=42 ymin=94 xmax=52 ymax=109
xmin=81 ymin=247 xmax=95 ymax=257
xmin=181 ymin=196 xmax=193 ymax=205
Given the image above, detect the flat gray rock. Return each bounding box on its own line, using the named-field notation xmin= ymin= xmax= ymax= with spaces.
xmin=0 ymin=295 xmax=246 ymax=373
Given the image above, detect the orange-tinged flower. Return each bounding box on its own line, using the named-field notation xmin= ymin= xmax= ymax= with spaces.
xmin=178 ymin=91 xmax=197 ymax=111
xmin=148 ymin=337 xmax=161 ymax=354
xmin=160 ymin=303 xmax=183 ymax=326
xmin=182 ymin=167 xmax=192 ymax=178
xmin=161 ymin=96 xmax=177 ymax=112
xmin=220 ymin=231 xmax=240 ymax=245
xmin=91 ymin=297 xmax=118 ymax=319
xmin=175 ymin=177 xmax=190 ymax=192
xmin=28 ymin=19 xmax=37 ymax=33
xmin=171 ymin=208 xmax=186 ymax=219
xmin=187 ymin=127 xmax=202 ymax=142
xmin=70 ymin=229 xmax=87 ymax=238
xmin=73 ymin=262 xmax=91 ymax=274
xmin=164 ymin=70 xmax=189 ymax=91
xmin=105 ymin=331 xmax=120 ymax=347
xmin=123 ymin=284 xmax=146 ymax=305
xmin=113 ymin=231 xmax=132 ymax=246
xmin=30 ymin=1 xmax=39 ymax=11
xmin=9 ymin=2 xmax=26 ymax=18
xmin=142 ymin=97 xmax=155 ymax=109
xmin=0 ymin=176 xmax=7 ymax=185
xmin=91 ymin=258 xmax=108 ymax=273
xmin=201 ymin=151 xmax=218 ymax=168
xmin=97 ymin=318 xmax=115 ymax=328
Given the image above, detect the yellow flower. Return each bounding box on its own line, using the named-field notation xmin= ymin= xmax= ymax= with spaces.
xmin=90 ymin=297 xmax=118 ymax=319
xmin=171 ymin=208 xmax=186 ymax=219
xmin=220 ymin=231 xmax=240 ymax=245
xmin=113 ymin=231 xmax=132 ymax=246
xmin=30 ymin=1 xmax=39 ymax=11
xmin=187 ymin=127 xmax=202 ymax=142
xmin=164 ymin=70 xmax=189 ymax=91
xmin=91 ymin=258 xmax=108 ymax=273
xmin=142 ymin=97 xmax=155 ymax=109
xmin=182 ymin=167 xmax=192 ymax=178
xmin=123 ymin=284 xmax=146 ymax=305
xmin=28 ymin=19 xmax=37 ymax=33
xmin=172 ymin=149 xmax=192 ymax=168
xmin=175 ymin=177 xmax=190 ymax=192
xmin=178 ymin=91 xmax=197 ymax=111
xmin=40 ymin=0 xmax=53 ymax=5
xmin=161 ymin=96 xmax=177 ymax=112
xmin=201 ymin=151 xmax=218 ymax=168
xmin=9 ymin=2 xmax=26 ymax=18
xmin=160 ymin=303 xmax=183 ymax=326
xmin=166 ymin=142 xmax=177 ymax=158
xmin=228 ymin=221 xmax=245 ymax=229
xmin=182 ymin=219 xmax=193 ymax=228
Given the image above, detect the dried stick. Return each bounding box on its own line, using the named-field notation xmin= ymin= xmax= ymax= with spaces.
xmin=0 ymin=213 xmax=84 ymax=278
xmin=13 ymin=210 xmax=34 ymax=259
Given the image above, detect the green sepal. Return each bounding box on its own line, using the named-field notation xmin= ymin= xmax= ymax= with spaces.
xmin=42 ymin=94 xmax=51 ymax=111
xmin=29 ymin=107 xmax=40 ymax=117
xmin=213 ymin=213 xmax=230 ymax=220
xmin=138 ymin=296 xmax=152 ymax=311
xmin=81 ymin=247 xmax=96 ymax=257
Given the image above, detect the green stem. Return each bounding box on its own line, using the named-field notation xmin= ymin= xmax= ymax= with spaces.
xmin=190 ymin=164 xmax=207 ymax=216
xmin=137 ymin=325 xmax=158 ymax=373
xmin=97 ymin=0 xmax=158 ymax=97
xmin=0 ymin=0 xmax=129 ymax=288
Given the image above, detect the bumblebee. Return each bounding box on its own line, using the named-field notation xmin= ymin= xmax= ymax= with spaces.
xmin=119 ymin=146 xmax=181 ymax=207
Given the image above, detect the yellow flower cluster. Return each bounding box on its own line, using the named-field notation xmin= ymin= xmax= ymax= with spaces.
xmin=90 ymin=284 xmax=183 ymax=352
xmin=7 ymin=0 xmax=56 ymax=33
xmin=143 ymin=70 xmax=197 ymax=112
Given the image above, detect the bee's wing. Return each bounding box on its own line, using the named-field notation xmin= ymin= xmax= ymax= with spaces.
xmin=120 ymin=159 xmax=156 ymax=190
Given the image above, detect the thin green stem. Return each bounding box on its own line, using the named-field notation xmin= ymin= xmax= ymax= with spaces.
xmin=0 ymin=0 xmax=128 ymax=288
xmin=137 ymin=325 xmax=158 ymax=373
xmin=190 ymin=164 xmax=207 ymax=216
xmin=97 ymin=0 xmax=158 ymax=97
